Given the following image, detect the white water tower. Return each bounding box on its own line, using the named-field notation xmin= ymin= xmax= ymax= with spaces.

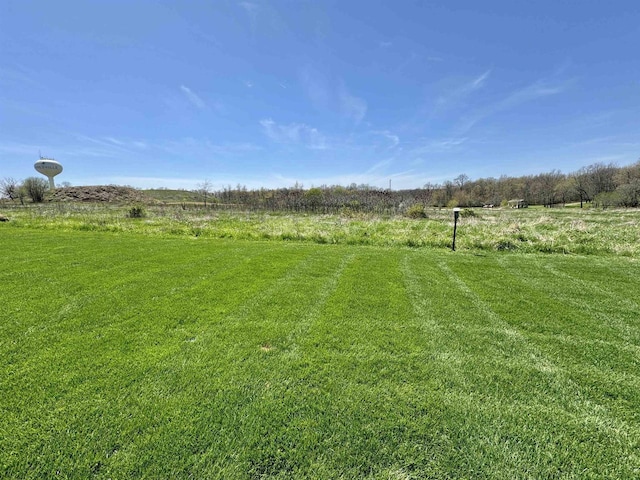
xmin=34 ymin=157 xmax=63 ymax=189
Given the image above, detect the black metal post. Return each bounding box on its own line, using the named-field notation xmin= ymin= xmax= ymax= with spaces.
xmin=452 ymin=208 xmax=460 ymax=251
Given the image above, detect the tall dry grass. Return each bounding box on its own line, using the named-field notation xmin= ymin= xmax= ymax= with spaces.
xmin=1 ymin=203 xmax=639 ymax=256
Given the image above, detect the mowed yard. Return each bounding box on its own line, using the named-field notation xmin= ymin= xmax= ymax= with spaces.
xmin=1 ymin=229 xmax=639 ymax=478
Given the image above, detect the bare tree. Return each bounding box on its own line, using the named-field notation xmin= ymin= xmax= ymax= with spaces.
xmin=0 ymin=177 xmax=19 ymax=200
xmin=587 ymin=162 xmax=617 ymax=196
xmin=570 ymin=169 xmax=591 ymax=208
xmin=196 ymin=179 xmax=213 ymax=207
xmin=454 ymin=174 xmax=469 ymax=190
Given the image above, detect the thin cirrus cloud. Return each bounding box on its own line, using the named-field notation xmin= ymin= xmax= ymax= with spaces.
xmin=104 ymin=137 xmax=148 ymax=149
xmin=239 ymin=2 xmax=259 ymax=30
xmin=338 ymin=83 xmax=367 ymax=124
xmin=260 ymin=119 xmax=327 ymax=150
xmin=366 ymin=158 xmax=394 ymax=174
xmin=299 ymin=65 xmax=331 ymax=111
xmin=436 ymin=69 xmax=492 ymax=109
xmin=74 ymin=135 xmax=258 ymax=160
xmin=74 ymin=134 xmax=148 ymax=157
xmin=455 ymin=77 xmax=570 ymax=134
xmin=180 ymin=85 xmax=206 ymax=109
xmin=471 ymin=70 xmax=491 ymax=89
xmin=299 ymin=66 xmax=367 ymax=124
xmin=407 ymin=137 xmax=469 ymax=158
xmin=158 ymin=138 xmax=261 ymax=156
xmin=370 ymin=130 xmax=400 ymax=149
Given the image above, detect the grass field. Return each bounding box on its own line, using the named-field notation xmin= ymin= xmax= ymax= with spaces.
xmin=2 ymin=203 xmax=640 ymax=256
xmin=1 ymin=226 xmax=639 ymax=478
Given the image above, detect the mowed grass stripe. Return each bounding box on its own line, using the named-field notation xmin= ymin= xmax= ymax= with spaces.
xmin=491 ymin=255 xmax=640 ymax=377
xmin=1 ymin=235 xmax=323 ymax=477
xmin=1 ymin=232 xmax=257 ymax=346
xmin=401 ymin=252 xmax=640 ymax=478
xmin=279 ymin=249 xmax=443 ymax=478
xmin=157 ymin=250 xmax=358 ymax=478
xmin=1 ymin=233 xmax=298 ymax=369
xmin=438 ymin=253 xmax=640 ymax=476
xmin=499 ymin=256 xmax=640 ymax=342
xmin=493 ymin=255 xmax=640 ymax=426
xmin=0 ymin=231 xmax=362 ymax=478
xmin=69 ymin=248 xmax=352 ymax=478
xmin=539 ymin=259 xmax=640 ymax=315
xmin=402 ymin=253 xmax=570 ymax=477
xmin=2 ymin=229 xmax=640 ymax=478
xmin=158 ymin=249 xmax=426 ymax=478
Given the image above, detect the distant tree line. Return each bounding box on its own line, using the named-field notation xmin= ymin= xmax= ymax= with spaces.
xmin=0 ymin=177 xmax=74 ymax=204
xmin=3 ymin=160 xmax=639 ymax=211
xmin=195 ymin=161 xmax=640 ymax=213
xmin=0 ymin=177 xmax=48 ymax=204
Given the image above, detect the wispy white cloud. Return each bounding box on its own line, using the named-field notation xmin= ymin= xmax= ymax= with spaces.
xmin=436 ymin=69 xmax=491 ymax=108
xmin=244 ymin=80 xmax=254 ymax=88
xmin=260 ymin=119 xmax=327 ymax=149
xmin=366 ymin=158 xmax=394 ymax=174
xmin=498 ymin=80 xmax=565 ymax=109
xmin=471 ymin=70 xmax=491 ymax=89
xmin=379 ymin=41 xmax=392 ymax=48
xmin=0 ymin=137 xmax=140 ymax=163
xmin=189 ymin=26 xmax=222 ymax=48
xmin=180 ymin=85 xmax=206 ymax=109
xmin=238 ymin=1 xmax=286 ymax=34
xmin=239 ymin=2 xmax=259 ymax=31
xmin=406 ymin=137 xmax=469 ymax=159
xmin=339 ymin=83 xmax=367 ymax=124
xmin=299 ymin=65 xmax=331 ymax=110
xmin=73 ymin=134 xmax=144 ymax=157
xmin=456 ymin=77 xmax=570 ymax=133
xmin=103 ymin=137 xmax=148 ymax=149
xmin=430 ymin=137 xmax=468 ymax=149
xmin=0 ymin=142 xmax=41 ymax=156
xmin=71 ymin=135 xmax=154 ymax=159
xmin=104 ymin=137 xmax=124 ymax=146
xmin=158 ymin=137 xmax=261 ymax=156
xmin=370 ymin=130 xmax=400 ymax=149
xmin=299 ymin=67 xmax=367 ymax=123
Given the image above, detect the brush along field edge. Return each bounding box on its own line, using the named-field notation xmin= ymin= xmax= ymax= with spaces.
xmin=1 ymin=230 xmax=639 ymax=478
xmin=2 ymin=204 xmax=640 ymax=255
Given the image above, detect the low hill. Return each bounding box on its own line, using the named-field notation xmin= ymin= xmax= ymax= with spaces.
xmin=49 ymin=185 xmax=156 ymax=203
xmin=143 ymin=188 xmax=202 ymax=203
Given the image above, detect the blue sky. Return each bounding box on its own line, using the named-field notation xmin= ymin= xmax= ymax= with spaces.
xmin=1 ymin=0 xmax=639 ymax=190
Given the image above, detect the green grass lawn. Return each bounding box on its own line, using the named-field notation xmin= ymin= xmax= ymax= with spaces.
xmin=1 ymin=229 xmax=639 ymax=478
